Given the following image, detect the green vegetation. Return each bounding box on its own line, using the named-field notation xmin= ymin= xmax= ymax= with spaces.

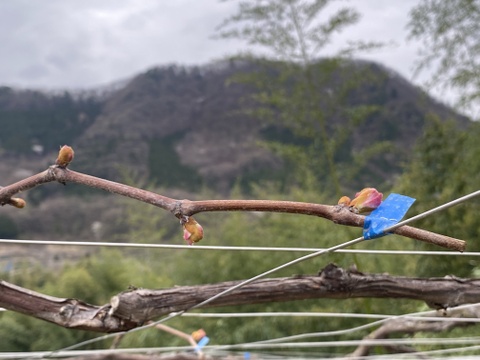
xmin=1 ymin=117 xmax=479 ymax=353
xmin=1 ymin=0 xmax=480 ymax=355
xmin=395 ymin=117 xmax=480 ymax=277
xmin=0 ymin=250 xmax=174 ymax=351
xmin=148 ymin=133 xmax=203 ymax=190
xmin=0 ymin=215 xmax=19 ymax=238
xmin=0 ymin=89 xmax=101 ymax=154
xmin=408 ymin=0 xmax=480 ymax=113
xmin=0 ymin=186 xmax=419 ymax=352
xmin=216 ymin=1 xmax=402 ymax=196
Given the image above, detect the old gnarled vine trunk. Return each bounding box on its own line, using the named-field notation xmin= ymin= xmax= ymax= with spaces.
xmin=1 ymin=264 xmax=480 ymax=333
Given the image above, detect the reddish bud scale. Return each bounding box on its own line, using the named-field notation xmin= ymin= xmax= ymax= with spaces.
xmin=55 ymin=145 xmax=74 ymax=168
xmin=349 ymin=187 xmax=383 ymax=213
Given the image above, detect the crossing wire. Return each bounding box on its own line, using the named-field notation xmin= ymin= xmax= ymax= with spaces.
xmin=8 ymin=189 xmax=480 ymax=358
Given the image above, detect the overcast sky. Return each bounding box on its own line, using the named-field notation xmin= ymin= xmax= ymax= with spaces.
xmin=0 ymin=1 xmax=436 ymax=97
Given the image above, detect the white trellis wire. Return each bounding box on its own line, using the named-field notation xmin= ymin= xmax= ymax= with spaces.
xmin=1 ymin=189 xmax=479 ymax=359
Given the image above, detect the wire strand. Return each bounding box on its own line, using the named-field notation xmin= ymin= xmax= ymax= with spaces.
xmin=7 ymin=336 xmax=480 ymax=359
xmin=180 ymin=311 xmax=480 ymax=323
xmin=2 ymin=238 xmax=480 ymax=256
xmin=247 ymin=302 xmax=480 ymax=345
xmin=383 ymin=189 xmax=480 ymax=233
xmin=21 ymin=189 xmax=480 ymax=358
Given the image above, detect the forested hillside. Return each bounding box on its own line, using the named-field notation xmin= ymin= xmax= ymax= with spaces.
xmin=0 ymin=58 xmax=469 ymax=189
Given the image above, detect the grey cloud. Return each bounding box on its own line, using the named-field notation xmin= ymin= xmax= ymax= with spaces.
xmin=0 ymin=0 xmax=424 ymax=91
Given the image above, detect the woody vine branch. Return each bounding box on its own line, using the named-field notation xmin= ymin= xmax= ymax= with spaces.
xmin=0 ymin=145 xmax=467 ymax=251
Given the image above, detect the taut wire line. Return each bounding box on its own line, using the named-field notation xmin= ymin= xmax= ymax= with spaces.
xmin=25 ymin=190 xmax=480 ymax=357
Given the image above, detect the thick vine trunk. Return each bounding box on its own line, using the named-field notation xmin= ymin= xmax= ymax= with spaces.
xmin=1 ymin=264 xmax=479 ymax=333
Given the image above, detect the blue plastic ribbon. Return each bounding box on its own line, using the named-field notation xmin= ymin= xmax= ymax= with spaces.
xmin=195 ymin=336 xmax=210 ymax=351
xmin=363 ymin=193 xmax=415 ymax=240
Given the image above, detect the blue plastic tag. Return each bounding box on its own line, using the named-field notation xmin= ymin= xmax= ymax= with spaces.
xmin=363 ymin=193 xmax=415 ymax=240
xmin=195 ymin=336 xmax=210 ymax=351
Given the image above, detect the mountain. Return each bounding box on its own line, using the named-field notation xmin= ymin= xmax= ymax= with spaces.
xmin=0 ymin=58 xmax=471 ymax=241
xmin=74 ymin=60 xmax=282 ymax=192
xmin=10 ymin=60 xmax=468 ymax=192
xmin=0 ymin=59 xmax=470 ymax=191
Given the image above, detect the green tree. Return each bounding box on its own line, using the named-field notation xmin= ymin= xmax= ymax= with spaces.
xmin=129 ymin=185 xmax=420 ymax=350
xmin=0 ymin=250 xmax=174 ymax=351
xmin=0 ymin=89 xmax=100 ymax=154
xmin=0 ymin=182 xmax=442 ymax=353
xmin=217 ymin=0 xmax=384 ymax=196
xmin=0 ymin=215 xmax=19 ymax=238
xmin=395 ymin=116 xmax=480 ymax=277
xmin=408 ymin=0 xmax=480 ymax=114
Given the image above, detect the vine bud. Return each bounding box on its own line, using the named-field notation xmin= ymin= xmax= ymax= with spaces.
xmin=55 ymin=145 xmax=74 ymax=168
xmin=182 ymin=216 xmax=204 ymax=245
xmin=337 ymin=196 xmax=351 ymax=206
xmin=349 ymin=187 xmax=383 ymax=213
xmin=8 ymin=197 xmax=26 ymax=208
xmin=191 ymin=329 xmax=206 ymax=341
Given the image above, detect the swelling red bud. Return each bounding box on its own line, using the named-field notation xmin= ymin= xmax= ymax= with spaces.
xmin=349 ymin=187 xmax=383 ymax=213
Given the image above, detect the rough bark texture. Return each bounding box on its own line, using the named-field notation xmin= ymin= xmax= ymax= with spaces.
xmin=110 ymin=264 xmax=480 ymax=323
xmin=0 ymin=280 xmax=137 ymax=332
xmin=3 ymin=264 xmax=480 ymax=333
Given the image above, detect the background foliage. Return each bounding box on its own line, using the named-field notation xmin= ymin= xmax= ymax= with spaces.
xmin=0 ymin=0 xmax=480 ymax=356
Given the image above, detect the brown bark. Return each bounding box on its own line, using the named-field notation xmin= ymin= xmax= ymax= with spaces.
xmin=111 ymin=264 xmax=480 ymax=323
xmin=0 ymin=280 xmax=137 ymax=332
xmin=2 ymin=264 xmax=480 ymax=333
xmin=0 ymin=166 xmax=467 ymax=251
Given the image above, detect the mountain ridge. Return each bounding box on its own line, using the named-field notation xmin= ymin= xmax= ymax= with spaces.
xmin=0 ymin=57 xmax=470 ymax=192
xmin=0 ymin=57 xmax=472 ymax=243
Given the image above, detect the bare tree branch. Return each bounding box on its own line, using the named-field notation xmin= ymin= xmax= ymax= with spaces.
xmin=2 ymin=264 xmax=480 ymax=333
xmin=0 ymin=164 xmax=467 ymax=251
